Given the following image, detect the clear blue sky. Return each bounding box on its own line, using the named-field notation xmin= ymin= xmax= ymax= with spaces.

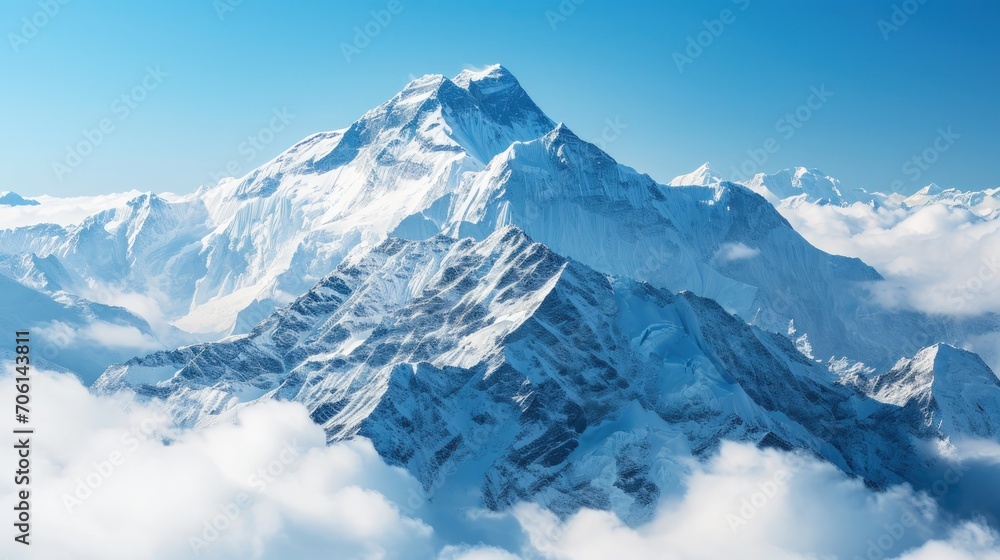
xmin=2 ymin=1 xmax=997 ymax=198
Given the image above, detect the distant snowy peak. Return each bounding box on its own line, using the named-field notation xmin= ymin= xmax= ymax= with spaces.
xmin=0 ymin=191 xmax=40 ymax=206
xmin=916 ymin=183 xmax=945 ymax=196
xmin=668 ymin=162 xmax=723 ymax=187
xmin=869 ymin=344 xmax=1000 ymax=438
xmin=740 ymin=167 xmax=999 ymax=218
xmin=900 ymin=184 xmax=1000 ymax=217
xmin=742 ymin=167 xmax=852 ymax=206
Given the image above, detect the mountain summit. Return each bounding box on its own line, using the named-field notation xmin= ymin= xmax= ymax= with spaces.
xmin=668 ymin=162 xmax=723 ymax=187
xmin=0 ymin=191 xmax=40 ymax=206
xmin=0 ymin=63 xmax=990 ymax=527
xmin=0 ymin=65 xmax=980 ymax=374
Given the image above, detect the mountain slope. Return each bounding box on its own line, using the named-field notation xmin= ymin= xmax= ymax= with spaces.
xmin=867 ymin=344 xmax=1000 ymax=438
xmin=0 ymin=191 xmax=39 ymax=206
xmin=95 ymin=228 xmax=1000 ymax=523
xmin=438 ymin=125 xmax=923 ymax=366
xmin=667 ymin=162 xmax=722 ymax=187
xmin=0 ymin=272 xmax=168 ymax=381
xmin=0 ymin=66 xmax=981 ymax=373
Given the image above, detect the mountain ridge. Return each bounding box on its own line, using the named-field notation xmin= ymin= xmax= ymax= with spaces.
xmin=94 ymin=225 xmax=1000 ymax=523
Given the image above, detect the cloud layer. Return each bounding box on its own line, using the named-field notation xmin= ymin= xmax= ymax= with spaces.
xmin=778 ymin=201 xmax=1000 ymax=317
xmin=2 ymin=369 xmax=999 ymax=560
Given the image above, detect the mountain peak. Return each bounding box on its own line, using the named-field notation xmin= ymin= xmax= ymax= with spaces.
xmin=742 ymin=167 xmax=847 ymax=205
xmin=872 ymin=344 xmax=998 ymax=406
xmin=452 ymin=64 xmax=510 ymax=86
xmin=869 ymin=343 xmax=1000 ymax=438
xmin=125 ymin=191 xmax=164 ymax=208
xmin=0 ymin=191 xmax=40 ymax=206
xmin=915 ymin=343 xmax=997 ymax=381
xmin=668 ymin=162 xmax=723 ymax=186
xmin=544 ymin=122 xmax=579 ymax=142
xmin=917 ymin=183 xmax=945 ymax=196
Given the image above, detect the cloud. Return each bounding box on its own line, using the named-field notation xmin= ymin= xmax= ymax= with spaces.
xmin=0 ymin=190 xmax=167 ymax=228
xmin=715 ymin=242 xmax=761 ymax=262
xmin=777 ymin=201 xmax=1000 ymax=317
xmin=438 ymin=545 xmax=522 ymax=560
xmin=0 ymin=369 xmax=434 ymax=560
xmin=511 ymin=442 xmax=946 ymax=560
xmin=2 ymin=370 xmax=999 ymax=560
xmin=34 ymin=319 xmax=161 ymax=352
xmin=894 ymin=523 xmax=1000 ymax=560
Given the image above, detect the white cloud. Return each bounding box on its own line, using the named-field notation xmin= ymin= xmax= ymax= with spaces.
xmin=894 ymin=523 xmax=1000 ymax=560
xmin=0 ymin=190 xmax=177 ymax=228
xmin=715 ymin=242 xmax=761 ymax=262
xmin=438 ymin=545 xmax=522 ymax=560
xmin=512 ymin=442 xmax=946 ymax=560
xmin=34 ymin=319 xmax=161 ymax=352
xmin=2 ymin=370 xmax=999 ymax=560
xmin=0 ymin=369 xmax=434 ymax=560
xmin=778 ymin=201 xmax=1000 ymax=317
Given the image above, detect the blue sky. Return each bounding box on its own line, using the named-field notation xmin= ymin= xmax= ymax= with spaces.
xmin=2 ymin=1 xmax=997 ymax=197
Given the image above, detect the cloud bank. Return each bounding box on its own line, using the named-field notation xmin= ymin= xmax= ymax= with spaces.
xmin=778 ymin=201 xmax=1000 ymax=317
xmin=2 ymin=369 xmax=999 ymax=560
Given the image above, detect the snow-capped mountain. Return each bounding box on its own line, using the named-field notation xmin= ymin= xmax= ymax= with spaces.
xmin=727 ymin=167 xmax=1000 ymax=352
xmin=712 ymin=164 xmax=999 ymax=218
xmin=740 ymin=167 xmax=863 ymax=206
xmin=0 ymin=248 xmax=196 ymax=381
xmin=866 ymin=344 xmax=1000 ymax=438
xmin=898 ymin=184 xmax=1000 ymax=218
xmin=666 ymin=162 xmax=722 ymax=187
xmin=0 ymin=62 xmax=975 ymax=530
xmin=0 ymin=66 xmax=973 ymax=372
xmin=0 ymin=191 xmax=39 ymax=206
xmin=670 ymin=165 xmax=856 ymax=205
xmin=95 ymin=226 xmax=1000 ymax=524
